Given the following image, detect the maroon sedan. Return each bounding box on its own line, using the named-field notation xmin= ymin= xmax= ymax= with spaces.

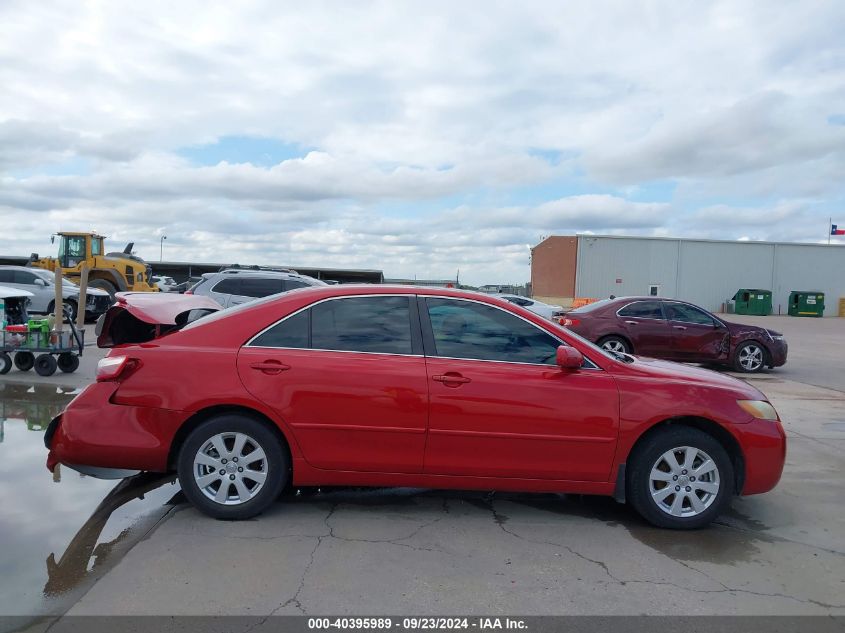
xmin=561 ymin=297 xmax=787 ymax=373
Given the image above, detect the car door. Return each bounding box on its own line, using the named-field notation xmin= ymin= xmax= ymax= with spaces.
xmin=420 ymin=297 xmax=619 ymax=481
xmin=614 ymin=300 xmax=672 ymax=357
xmin=664 ymin=302 xmax=730 ymax=362
xmin=237 ymin=295 xmax=429 ymax=473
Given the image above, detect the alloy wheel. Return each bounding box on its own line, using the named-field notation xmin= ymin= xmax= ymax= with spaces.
xmin=602 ymin=340 xmax=627 ymax=353
xmin=649 ymin=446 xmax=720 ymax=518
xmin=738 ymin=344 xmax=764 ymax=371
xmin=193 ymin=432 xmax=269 ymax=505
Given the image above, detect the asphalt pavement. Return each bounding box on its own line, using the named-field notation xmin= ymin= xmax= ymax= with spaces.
xmin=5 ymin=314 xmax=844 ymax=616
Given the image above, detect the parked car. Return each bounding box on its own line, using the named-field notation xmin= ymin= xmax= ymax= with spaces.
xmin=171 ymin=276 xmax=203 ymax=294
xmin=497 ymin=294 xmax=564 ymax=320
xmin=559 ymin=297 xmax=787 ymax=373
xmin=0 ymin=265 xmax=111 ymax=322
xmin=151 ymin=275 xmax=179 ymax=293
xmin=46 ymin=286 xmax=786 ymax=529
xmin=0 ymin=285 xmax=32 ymax=326
xmin=187 ymin=269 xmax=326 ymax=308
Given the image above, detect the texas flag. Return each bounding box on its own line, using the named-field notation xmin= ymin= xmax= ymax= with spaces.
xmin=832 ymin=224 xmax=845 ymax=236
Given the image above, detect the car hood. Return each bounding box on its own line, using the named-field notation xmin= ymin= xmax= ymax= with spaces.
xmin=620 ymin=355 xmax=765 ymax=399
xmin=722 ymin=320 xmax=782 ymax=339
xmin=97 ymin=292 xmax=222 ymax=347
xmin=0 ymin=285 xmax=34 ymax=299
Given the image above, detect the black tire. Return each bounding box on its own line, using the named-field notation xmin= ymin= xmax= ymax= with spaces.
xmin=598 ymin=335 xmax=632 ymax=355
xmin=34 ymin=354 xmax=58 ymax=377
xmin=47 ymin=299 xmax=78 ymax=323
xmin=177 ymin=415 xmax=288 ymax=520
xmin=627 ymin=426 xmax=734 ymax=529
xmin=14 ymin=351 xmax=35 ymax=372
xmin=88 ymin=279 xmax=117 ymax=301
xmin=732 ymin=341 xmax=766 ymax=373
xmin=57 ymin=353 xmax=80 ymax=373
xmin=0 ymin=352 xmax=11 ymax=374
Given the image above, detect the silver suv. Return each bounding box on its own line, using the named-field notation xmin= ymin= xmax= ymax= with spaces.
xmin=188 ymin=268 xmax=326 ymax=307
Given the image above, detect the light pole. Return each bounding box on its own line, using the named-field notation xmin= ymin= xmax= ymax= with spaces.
xmin=160 ymin=235 xmax=167 ymax=261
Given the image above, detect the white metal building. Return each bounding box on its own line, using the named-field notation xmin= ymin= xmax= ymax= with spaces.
xmin=532 ymin=235 xmax=845 ymax=316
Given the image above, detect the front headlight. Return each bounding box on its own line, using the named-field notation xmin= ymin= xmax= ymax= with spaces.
xmin=737 ymin=400 xmax=779 ymax=420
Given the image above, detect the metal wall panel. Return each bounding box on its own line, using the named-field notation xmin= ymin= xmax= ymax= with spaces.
xmin=773 ymin=244 xmax=844 ymax=316
xmin=677 ymin=241 xmax=774 ymax=312
xmin=575 ymin=236 xmax=679 ymax=299
xmin=573 ymin=236 xmax=845 ymax=316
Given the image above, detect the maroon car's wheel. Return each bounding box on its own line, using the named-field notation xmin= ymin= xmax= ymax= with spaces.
xmin=627 ymin=427 xmax=733 ymax=529
xmin=733 ymin=341 xmax=766 ymax=373
xmin=598 ymin=335 xmax=632 ymax=355
xmin=177 ymin=415 xmax=288 ymax=520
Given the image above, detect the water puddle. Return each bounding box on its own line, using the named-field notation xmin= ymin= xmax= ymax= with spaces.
xmin=0 ymin=383 xmax=181 ymax=619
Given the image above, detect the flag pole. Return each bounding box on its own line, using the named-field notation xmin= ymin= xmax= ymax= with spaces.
xmin=829 ymin=217 xmax=832 ymax=245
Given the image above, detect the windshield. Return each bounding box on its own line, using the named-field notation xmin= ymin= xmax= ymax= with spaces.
xmin=555 ymin=322 xmax=632 ymax=363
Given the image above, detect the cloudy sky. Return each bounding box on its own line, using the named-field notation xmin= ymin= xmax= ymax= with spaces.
xmin=1 ymin=1 xmax=844 ymax=285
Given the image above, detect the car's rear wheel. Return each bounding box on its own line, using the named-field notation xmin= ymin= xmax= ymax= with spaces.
xmin=733 ymin=341 xmax=766 ymax=373
xmin=177 ymin=415 xmax=288 ymax=520
xmin=627 ymin=427 xmax=733 ymax=529
xmin=598 ymin=335 xmax=632 ymax=354
xmin=14 ymin=351 xmax=35 ymax=372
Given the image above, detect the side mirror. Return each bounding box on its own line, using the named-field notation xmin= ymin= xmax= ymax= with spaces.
xmin=556 ymin=345 xmax=583 ymax=370
xmin=34 ymin=278 xmax=47 ymax=287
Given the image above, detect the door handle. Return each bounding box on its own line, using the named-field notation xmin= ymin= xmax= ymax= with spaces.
xmin=250 ymin=361 xmax=291 ymax=375
xmin=432 ymin=373 xmax=471 ymax=386
xmin=624 ymin=320 xmax=638 ymax=325
xmin=673 ymin=325 xmax=687 ymax=330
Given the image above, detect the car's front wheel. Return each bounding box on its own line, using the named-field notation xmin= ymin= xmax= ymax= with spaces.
xmin=627 ymin=427 xmax=733 ymax=529
xmin=733 ymin=341 xmax=766 ymax=373
xmin=177 ymin=415 xmax=288 ymax=520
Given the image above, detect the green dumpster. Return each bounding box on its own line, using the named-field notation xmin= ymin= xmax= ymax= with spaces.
xmin=788 ymin=291 xmax=825 ymax=317
xmin=733 ymin=289 xmax=772 ymax=316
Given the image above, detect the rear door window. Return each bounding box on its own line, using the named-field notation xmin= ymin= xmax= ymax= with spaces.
xmin=618 ymin=301 xmax=664 ymax=319
xmin=240 ymin=278 xmax=284 ymax=298
xmin=211 ymin=278 xmax=241 ymax=295
xmin=248 ymin=296 xmax=414 ymax=355
xmin=251 ymin=310 xmax=310 ymax=348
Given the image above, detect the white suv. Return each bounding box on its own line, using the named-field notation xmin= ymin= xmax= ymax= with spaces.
xmin=188 ymin=268 xmax=326 ymax=308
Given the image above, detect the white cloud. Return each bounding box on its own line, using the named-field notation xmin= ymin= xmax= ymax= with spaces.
xmin=1 ymin=0 xmax=844 ymax=284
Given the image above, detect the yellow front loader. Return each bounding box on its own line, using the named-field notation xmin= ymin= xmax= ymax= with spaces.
xmin=29 ymin=232 xmax=158 ymax=298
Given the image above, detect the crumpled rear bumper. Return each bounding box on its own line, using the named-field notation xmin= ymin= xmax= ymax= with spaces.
xmin=45 ymin=382 xmax=185 ymax=477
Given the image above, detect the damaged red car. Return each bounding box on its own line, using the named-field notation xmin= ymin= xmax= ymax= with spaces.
xmin=46 ymin=286 xmax=786 ymax=529
xmin=560 ymin=297 xmax=788 ymax=373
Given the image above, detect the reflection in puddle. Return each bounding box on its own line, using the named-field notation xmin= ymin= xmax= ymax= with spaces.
xmin=44 ymin=472 xmax=177 ymax=597
xmin=0 ymin=384 xmax=180 ymax=618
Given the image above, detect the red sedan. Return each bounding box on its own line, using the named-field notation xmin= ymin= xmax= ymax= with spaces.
xmin=560 ymin=297 xmax=788 ymax=373
xmin=45 ymin=286 xmax=786 ymax=529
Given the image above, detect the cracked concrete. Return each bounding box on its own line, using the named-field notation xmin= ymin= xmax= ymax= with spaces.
xmin=61 ymin=316 xmax=845 ymax=616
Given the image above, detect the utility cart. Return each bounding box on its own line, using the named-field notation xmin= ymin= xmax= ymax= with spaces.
xmin=0 ymin=309 xmax=84 ymax=376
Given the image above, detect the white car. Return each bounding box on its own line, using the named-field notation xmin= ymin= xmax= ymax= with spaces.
xmin=497 ymin=294 xmax=564 ymax=320
xmin=0 ymin=285 xmax=33 ymax=327
xmin=152 ymin=275 xmax=179 ymax=292
xmin=0 ymin=266 xmax=111 ymax=322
